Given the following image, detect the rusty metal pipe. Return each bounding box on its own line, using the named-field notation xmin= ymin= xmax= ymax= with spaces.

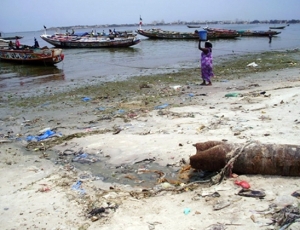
xmin=190 ymin=141 xmax=300 ymax=176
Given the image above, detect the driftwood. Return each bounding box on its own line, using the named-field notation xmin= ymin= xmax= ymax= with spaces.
xmin=190 ymin=141 xmax=300 ymax=176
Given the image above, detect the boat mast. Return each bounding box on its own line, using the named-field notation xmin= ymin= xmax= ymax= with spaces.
xmin=139 ymin=15 xmax=142 ymax=30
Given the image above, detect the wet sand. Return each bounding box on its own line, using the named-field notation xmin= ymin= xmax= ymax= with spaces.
xmin=0 ymin=58 xmax=300 ymax=229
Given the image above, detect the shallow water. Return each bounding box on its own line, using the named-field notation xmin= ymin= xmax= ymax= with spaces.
xmin=1 ymin=24 xmax=300 ymax=94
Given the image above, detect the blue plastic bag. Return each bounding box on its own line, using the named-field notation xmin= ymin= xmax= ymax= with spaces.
xmin=154 ymin=103 xmax=169 ymax=110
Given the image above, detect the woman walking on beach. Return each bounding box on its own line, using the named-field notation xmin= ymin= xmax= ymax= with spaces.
xmin=198 ymin=41 xmax=214 ymax=86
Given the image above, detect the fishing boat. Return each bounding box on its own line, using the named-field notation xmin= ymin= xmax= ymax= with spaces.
xmin=269 ymin=26 xmax=286 ymax=29
xmin=136 ymin=28 xmax=239 ymax=39
xmin=40 ymin=32 xmax=140 ymax=48
xmin=187 ymin=25 xmax=201 ymax=28
xmin=0 ymin=47 xmax=64 ymax=65
xmin=0 ymin=32 xmax=23 ymax=40
xmin=237 ymin=30 xmax=281 ymax=37
xmin=204 ymin=27 xmax=281 ymax=37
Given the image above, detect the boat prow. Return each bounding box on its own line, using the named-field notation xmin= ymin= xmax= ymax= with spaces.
xmin=0 ymin=47 xmax=64 ymax=65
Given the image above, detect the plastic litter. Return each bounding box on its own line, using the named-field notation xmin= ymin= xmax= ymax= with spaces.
xmin=154 ymin=103 xmax=169 ymax=110
xmin=183 ymin=208 xmax=191 ymax=215
xmin=116 ymin=109 xmax=125 ymax=114
xmin=234 ymin=180 xmax=250 ymax=189
xmin=225 ymin=93 xmax=239 ymax=97
xmin=40 ymin=102 xmax=51 ymax=107
xmin=291 ymin=190 xmax=300 ymax=198
xmin=237 ymin=189 xmax=265 ymax=198
xmin=172 ymin=85 xmax=181 ymax=90
xmin=82 ymin=97 xmax=91 ymax=102
xmin=97 ymin=106 xmax=106 ymax=111
xmin=26 ymin=129 xmax=59 ymax=142
xmin=71 ymin=180 xmax=86 ymax=194
xmin=247 ymin=62 xmax=258 ymax=67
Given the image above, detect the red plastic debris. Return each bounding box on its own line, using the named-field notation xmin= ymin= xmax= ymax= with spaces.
xmin=234 ymin=180 xmax=250 ymax=189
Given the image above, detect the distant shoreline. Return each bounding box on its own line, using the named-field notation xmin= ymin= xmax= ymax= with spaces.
xmin=44 ymin=20 xmax=299 ymax=32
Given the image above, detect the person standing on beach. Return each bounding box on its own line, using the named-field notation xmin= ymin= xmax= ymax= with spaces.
xmin=15 ymin=36 xmax=20 ymax=49
xmin=198 ymin=40 xmax=214 ymax=86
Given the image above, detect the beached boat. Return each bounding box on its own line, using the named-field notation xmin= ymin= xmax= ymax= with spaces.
xmin=0 ymin=47 xmax=64 ymax=65
xmin=237 ymin=30 xmax=281 ymax=37
xmin=136 ymin=28 xmax=239 ymax=40
xmin=40 ymin=33 xmax=140 ymax=48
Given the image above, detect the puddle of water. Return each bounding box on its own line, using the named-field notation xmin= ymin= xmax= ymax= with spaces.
xmin=18 ymin=144 xmax=212 ymax=189
xmin=51 ymin=149 xmax=183 ymax=188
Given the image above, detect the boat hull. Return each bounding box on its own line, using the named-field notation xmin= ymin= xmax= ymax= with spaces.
xmin=0 ymin=48 xmax=64 ymax=65
xmin=187 ymin=25 xmax=201 ymax=28
xmin=205 ymin=27 xmax=281 ymax=37
xmin=136 ymin=29 xmax=239 ymax=40
xmin=40 ymin=34 xmax=140 ymax=48
xmin=0 ymin=36 xmax=23 ymax=40
xmin=237 ymin=30 xmax=281 ymax=37
xmin=269 ymin=26 xmax=285 ymax=29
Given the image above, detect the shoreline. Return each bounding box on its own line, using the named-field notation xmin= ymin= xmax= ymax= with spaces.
xmin=0 ymin=51 xmax=300 ymax=229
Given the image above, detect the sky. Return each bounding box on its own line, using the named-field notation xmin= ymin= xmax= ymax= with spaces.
xmin=1 ymin=0 xmax=299 ymax=33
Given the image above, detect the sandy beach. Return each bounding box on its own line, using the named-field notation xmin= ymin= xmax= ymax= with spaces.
xmin=0 ymin=59 xmax=300 ymax=229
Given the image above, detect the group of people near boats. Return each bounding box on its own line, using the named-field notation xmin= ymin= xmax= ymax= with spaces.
xmin=5 ymin=32 xmax=214 ymax=86
xmin=8 ymin=36 xmax=40 ymax=50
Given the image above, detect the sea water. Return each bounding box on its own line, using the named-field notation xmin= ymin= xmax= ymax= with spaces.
xmin=0 ymin=23 xmax=300 ymax=93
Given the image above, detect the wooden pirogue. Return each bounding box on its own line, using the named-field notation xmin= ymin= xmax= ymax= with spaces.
xmin=190 ymin=141 xmax=300 ymax=176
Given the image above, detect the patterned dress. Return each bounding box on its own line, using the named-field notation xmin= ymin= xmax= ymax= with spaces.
xmin=200 ymin=48 xmax=214 ymax=82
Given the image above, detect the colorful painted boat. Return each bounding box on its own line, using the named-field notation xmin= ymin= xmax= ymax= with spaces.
xmin=136 ymin=28 xmax=239 ymax=39
xmin=40 ymin=33 xmax=140 ymax=48
xmin=0 ymin=47 xmax=64 ymax=65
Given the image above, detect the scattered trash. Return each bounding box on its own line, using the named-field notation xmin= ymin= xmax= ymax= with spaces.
xmin=82 ymin=97 xmax=91 ymax=102
xmin=88 ymin=207 xmax=105 ymax=216
xmin=40 ymin=102 xmax=51 ymax=107
xmin=225 ymin=92 xmax=239 ymax=97
xmin=37 ymin=185 xmax=51 ymax=192
xmin=154 ymin=103 xmax=169 ymax=110
xmin=87 ymin=203 xmax=118 ymax=222
xmin=204 ymin=223 xmax=226 ymax=230
xmin=172 ymin=85 xmax=181 ymax=90
xmin=72 ymin=152 xmax=99 ymax=164
xmin=237 ymin=189 xmax=266 ymax=198
xmin=234 ymin=180 xmax=250 ymax=189
xmin=26 ymin=129 xmax=60 ymax=142
xmin=97 ymin=106 xmax=106 ymax=111
xmin=213 ymin=200 xmax=231 ymax=210
xmin=71 ymin=180 xmax=86 ymax=194
xmin=272 ymin=205 xmax=300 ymax=229
xmin=188 ymin=93 xmax=194 ymax=97
xmin=291 ymin=190 xmax=300 ymax=198
xmin=115 ymin=109 xmax=125 ymax=114
xmin=247 ymin=62 xmax=258 ymax=67
xmin=183 ymin=208 xmax=191 ymax=215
